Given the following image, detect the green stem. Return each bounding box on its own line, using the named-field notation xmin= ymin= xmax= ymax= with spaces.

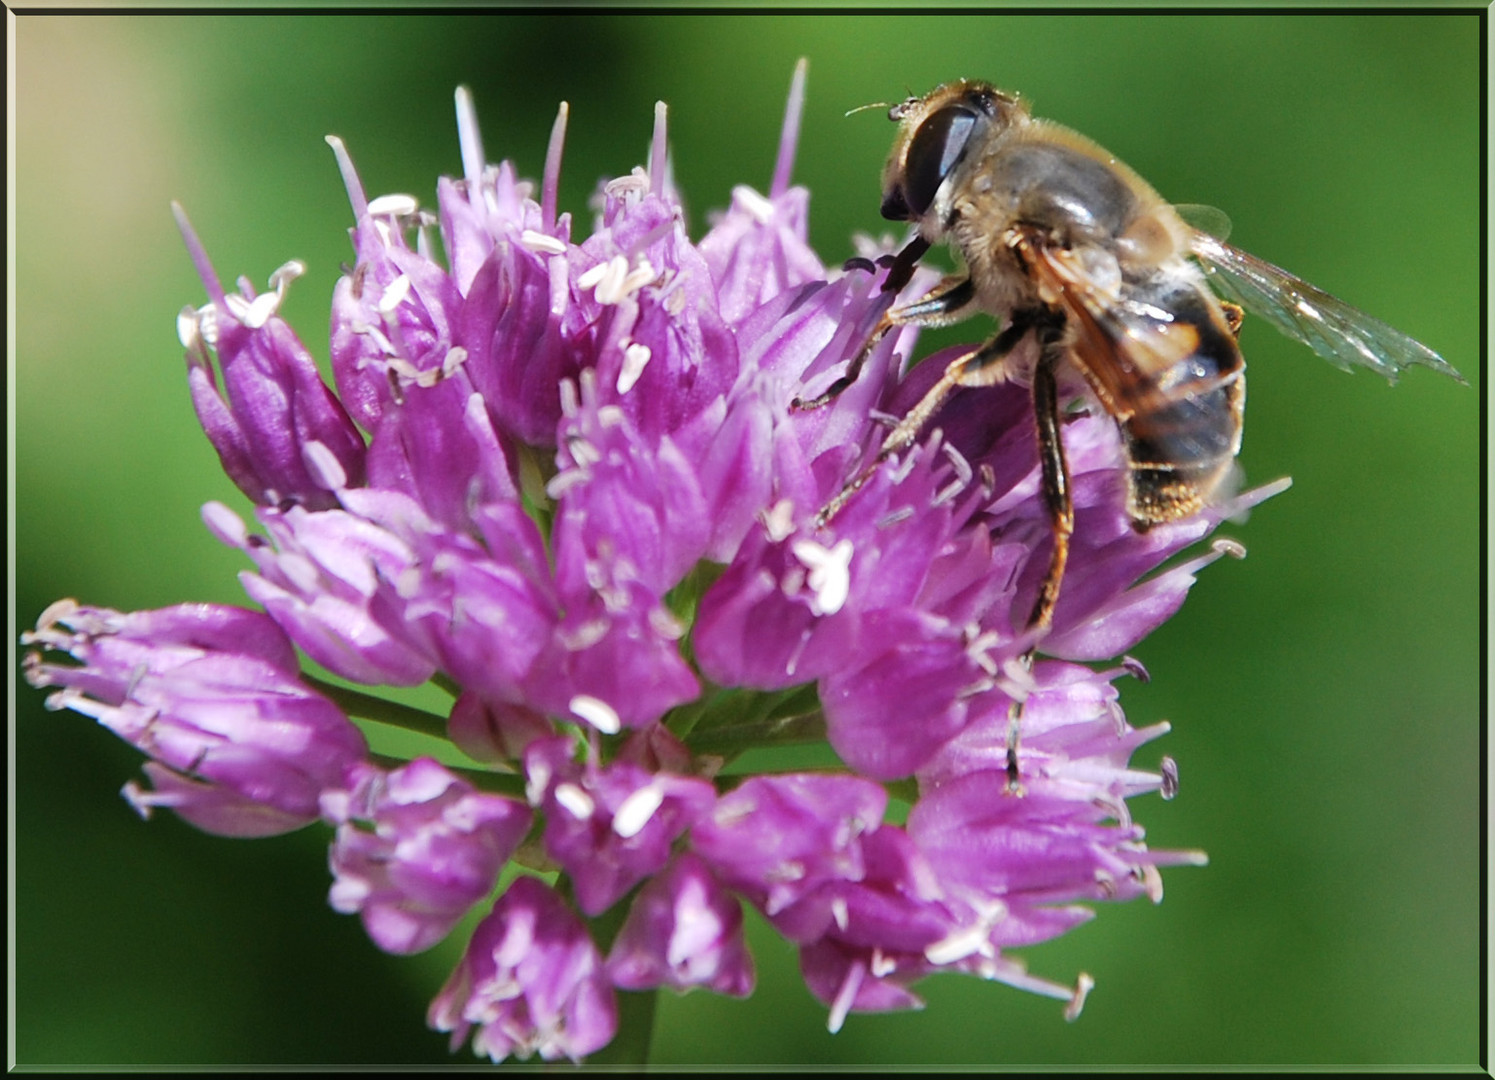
xmin=588 ymin=988 xmax=658 ymax=1066
xmin=685 ymin=708 xmax=827 ymax=757
xmin=364 ymin=752 xmax=527 ymax=799
xmin=303 ymin=675 xmax=449 ymax=740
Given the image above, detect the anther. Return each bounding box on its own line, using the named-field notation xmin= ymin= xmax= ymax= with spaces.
xmin=366 ymin=193 xmax=419 ymax=219
xmin=1159 ymin=755 xmax=1179 ymax=800
xmin=1064 ymin=973 xmax=1095 ymax=1022
xmin=554 ymin=782 xmax=595 ymax=820
xmin=569 ymin=694 xmax=620 ymax=735
xmin=734 ymin=185 xmax=775 ymax=225
xmin=613 ymin=784 xmax=665 ymax=839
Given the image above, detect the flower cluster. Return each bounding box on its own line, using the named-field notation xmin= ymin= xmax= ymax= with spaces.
xmin=23 ymin=66 xmax=1281 ymax=1063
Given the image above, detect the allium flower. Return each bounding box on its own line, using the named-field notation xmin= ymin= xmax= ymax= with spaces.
xmin=23 ymin=61 xmax=1287 ymax=1063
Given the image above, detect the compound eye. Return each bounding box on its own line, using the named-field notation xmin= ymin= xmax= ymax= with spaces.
xmin=899 ymin=105 xmax=980 ymax=217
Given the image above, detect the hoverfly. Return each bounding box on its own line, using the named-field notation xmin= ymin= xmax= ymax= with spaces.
xmin=799 ymin=79 xmax=1464 ymax=638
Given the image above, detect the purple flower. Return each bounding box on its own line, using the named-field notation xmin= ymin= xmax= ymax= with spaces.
xmin=320 ymin=757 xmax=532 ymax=954
xmin=524 ymin=735 xmax=716 ymax=916
xmin=606 ymin=852 xmax=755 ymax=997
xmin=429 ymin=875 xmax=617 ymax=1063
xmin=175 ymin=210 xmax=366 ymax=512
xmin=27 ymin=60 xmax=1286 ymax=1062
xmin=23 ymin=600 xmax=367 ymax=837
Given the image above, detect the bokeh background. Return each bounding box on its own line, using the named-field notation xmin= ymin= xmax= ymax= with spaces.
xmin=13 ymin=12 xmax=1479 ymax=1068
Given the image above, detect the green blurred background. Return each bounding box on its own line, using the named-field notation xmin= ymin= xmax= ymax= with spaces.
xmin=14 ymin=12 xmax=1479 ymax=1067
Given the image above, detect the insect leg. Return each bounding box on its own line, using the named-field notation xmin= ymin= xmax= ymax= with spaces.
xmin=1005 ymin=325 xmax=1073 ymax=795
xmin=878 ymin=234 xmax=931 ymax=296
xmin=1025 ymin=329 xmax=1074 ymax=634
xmin=793 ymin=273 xmax=977 ymax=411
xmin=815 ymin=309 xmax=1040 ymax=527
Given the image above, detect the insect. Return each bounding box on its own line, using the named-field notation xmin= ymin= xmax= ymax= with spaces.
xmin=799 ymin=79 xmax=1464 ymax=639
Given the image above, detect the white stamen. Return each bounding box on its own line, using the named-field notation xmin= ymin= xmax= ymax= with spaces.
xmin=826 ymin=959 xmax=864 ymax=1035
xmin=649 ymin=100 xmax=668 ymax=195
xmin=324 ymin=135 xmax=369 ymax=221
xmin=925 ymin=923 xmax=989 ymax=966
xmin=733 ymin=184 xmax=775 ymax=225
xmin=772 ymin=58 xmax=808 ymax=199
xmin=367 ymin=193 xmax=419 ymax=217
xmin=454 ymin=86 xmax=486 ymax=188
xmin=964 ymin=626 xmax=1003 ymax=676
xmin=617 ymin=342 xmax=652 ymax=394
xmin=569 ymin=694 xmax=620 ymax=734
xmin=1065 ymin=973 xmax=1095 ymax=1022
xmin=603 ymin=167 xmax=651 ymax=201
xmin=1212 ymin=537 xmax=1247 ymax=559
xmin=519 ymin=230 xmax=567 ymax=256
xmin=831 ymin=897 xmax=849 ymax=931
xmin=790 ymin=538 xmax=854 ymax=616
xmin=647 ymin=604 xmax=685 ymax=640
xmin=201 ymin=502 xmax=247 ymax=550
xmin=545 ymin=468 xmax=588 ymax=501
xmin=612 ymin=784 xmax=665 ymax=839
xmin=762 ymin=500 xmax=796 ymax=542
xmin=582 ymin=254 xmax=658 ymax=306
xmin=1159 ymin=755 xmax=1179 ymax=800
xmin=566 ymin=436 xmax=602 ymax=469
xmin=378 ymin=274 xmax=412 ymax=315
xmin=269 ymin=260 xmax=306 ymax=293
xmin=542 ymin=101 xmax=569 ymax=231
xmin=941 ymin=440 xmax=973 ymax=486
xmin=30 ymin=598 xmax=79 ymax=638
xmin=1141 ymin=863 xmax=1165 ymax=903
xmin=933 ymin=477 xmax=965 ymax=506
xmin=302 ymin=440 xmax=347 ymax=491
xmin=554 ymin=782 xmax=595 ymax=820
xmin=524 ymin=757 xmax=552 ymax=806
xmin=176 ymin=308 xmax=199 ymax=349
xmin=245 ymin=292 xmax=279 ymax=329
xmin=617 ymin=258 xmax=658 ymax=299
xmin=578 ymin=255 xmax=622 ymax=294
xmin=225 ymin=291 xmax=278 ymax=330
xmin=548 ymin=254 xmax=569 ymax=316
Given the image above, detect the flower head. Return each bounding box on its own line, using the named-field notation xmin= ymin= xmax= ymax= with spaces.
xmin=25 ymin=61 xmax=1282 ymax=1062
xmin=320 ymin=757 xmax=533 ymax=954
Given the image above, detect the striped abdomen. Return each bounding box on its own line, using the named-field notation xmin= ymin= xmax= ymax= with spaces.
xmin=1068 ymin=268 xmax=1246 ymax=527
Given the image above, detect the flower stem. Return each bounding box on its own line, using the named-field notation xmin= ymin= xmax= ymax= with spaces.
xmin=303 ymin=675 xmax=449 ymax=740
xmin=669 ymin=683 xmax=826 ymax=760
xmin=588 ymin=989 xmax=658 ymax=1066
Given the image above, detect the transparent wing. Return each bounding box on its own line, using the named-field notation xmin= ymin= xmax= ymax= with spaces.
xmin=1189 ymin=231 xmax=1464 ymax=385
xmin=1173 ymin=204 xmax=1232 ymax=241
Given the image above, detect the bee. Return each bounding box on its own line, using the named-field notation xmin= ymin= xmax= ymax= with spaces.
xmin=800 ymin=79 xmax=1464 ymax=638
